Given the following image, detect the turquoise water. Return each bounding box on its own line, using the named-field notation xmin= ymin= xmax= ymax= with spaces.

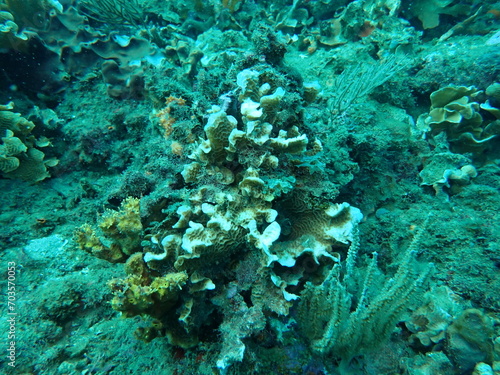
xmin=1 ymin=0 xmax=499 ymax=374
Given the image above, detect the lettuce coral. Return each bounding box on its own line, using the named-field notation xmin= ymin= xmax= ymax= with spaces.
xmin=0 ymin=9 xmax=33 ymax=50
xmin=417 ymin=85 xmax=500 ymax=154
xmin=0 ymin=102 xmax=57 ymax=182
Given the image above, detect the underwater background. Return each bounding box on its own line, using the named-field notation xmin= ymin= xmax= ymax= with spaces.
xmin=1 ymin=0 xmax=500 ymax=374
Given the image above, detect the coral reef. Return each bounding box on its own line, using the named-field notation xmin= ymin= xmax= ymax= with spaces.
xmin=2 ymin=0 xmax=500 ymax=374
xmin=74 ymin=69 xmax=369 ymax=370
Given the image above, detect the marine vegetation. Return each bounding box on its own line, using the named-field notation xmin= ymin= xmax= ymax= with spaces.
xmin=1 ymin=0 xmax=500 ymax=374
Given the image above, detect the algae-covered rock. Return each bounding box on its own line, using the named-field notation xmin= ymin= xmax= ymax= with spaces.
xmin=419 ymin=152 xmax=477 ymax=198
xmin=405 ymin=352 xmax=454 ymax=375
